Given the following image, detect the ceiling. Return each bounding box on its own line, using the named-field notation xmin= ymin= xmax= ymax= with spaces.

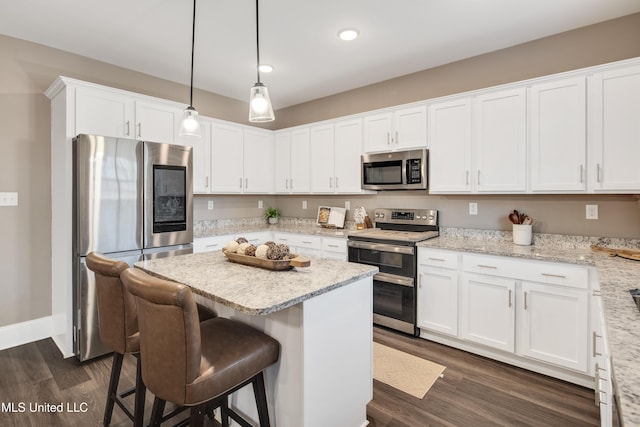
xmin=2 ymin=0 xmax=640 ymax=110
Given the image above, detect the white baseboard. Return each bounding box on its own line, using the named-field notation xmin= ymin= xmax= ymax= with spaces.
xmin=0 ymin=316 xmax=53 ymax=351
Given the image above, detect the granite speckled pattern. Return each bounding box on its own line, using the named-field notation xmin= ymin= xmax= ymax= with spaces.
xmin=194 ymin=217 xmax=354 ymax=239
xmin=134 ymin=251 xmax=377 ymax=316
xmin=419 ymin=228 xmax=640 ymax=426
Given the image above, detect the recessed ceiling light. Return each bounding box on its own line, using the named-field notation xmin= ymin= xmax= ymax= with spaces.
xmin=258 ymin=64 xmax=274 ymax=73
xmin=338 ymin=28 xmax=359 ymax=41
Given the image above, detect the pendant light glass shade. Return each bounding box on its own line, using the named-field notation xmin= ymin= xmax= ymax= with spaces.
xmin=179 ymin=106 xmax=202 ymax=137
xmin=249 ymin=0 xmax=275 ymax=123
xmin=180 ymin=0 xmax=201 ymax=138
xmin=249 ymin=82 xmax=275 ymax=122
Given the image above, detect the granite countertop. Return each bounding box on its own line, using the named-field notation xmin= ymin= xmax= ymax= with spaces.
xmin=194 ymin=217 xmax=352 ymax=239
xmin=418 ymin=230 xmax=640 ymax=425
xmin=134 ymin=251 xmax=377 ymax=316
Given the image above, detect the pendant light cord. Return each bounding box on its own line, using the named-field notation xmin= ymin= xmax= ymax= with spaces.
xmin=189 ymin=0 xmax=196 ymax=107
xmin=255 ymin=0 xmax=261 ymax=83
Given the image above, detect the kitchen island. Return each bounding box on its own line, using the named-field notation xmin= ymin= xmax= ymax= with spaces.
xmin=135 ymin=251 xmax=378 ymax=427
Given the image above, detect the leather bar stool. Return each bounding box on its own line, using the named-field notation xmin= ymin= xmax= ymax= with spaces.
xmin=121 ymin=267 xmax=280 ymax=427
xmin=86 ymin=252 xmax=146 ymax=427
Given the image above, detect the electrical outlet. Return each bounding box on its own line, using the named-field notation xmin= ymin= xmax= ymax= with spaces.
xmin=586 ymin=204 xmax=598 ymax=220
xmin=258 ymin=200 xmax=263 ymax=209
xmin=0 ymin=192 xmax=18 ymax=206
xmin=207 ymin=200 xmax=214 ymax=210
xmin=345 ymin=201 xmax=350 ymax=210
xmin=302 ymin=200 xmax=307 ymax=209
xmin=469 ymin=202 xmax=478 ymax=215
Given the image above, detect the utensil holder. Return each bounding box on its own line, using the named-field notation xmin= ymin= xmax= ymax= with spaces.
xmin=513 ymin=224 xmax=532 ymax=246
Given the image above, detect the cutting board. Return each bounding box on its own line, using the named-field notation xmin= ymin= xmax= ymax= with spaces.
xmin=316 ymin=206 xmax=346 ymax=228
xmin=590 ymin=245 xmax=640 ymax=261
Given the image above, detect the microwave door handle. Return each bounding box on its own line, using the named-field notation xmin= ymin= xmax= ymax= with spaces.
xmin=347 ymin=240 xmax=414 ymax=255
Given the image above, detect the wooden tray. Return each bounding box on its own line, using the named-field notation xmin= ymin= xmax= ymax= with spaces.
xmin=591 ymin=245 xmax=640 ymax=262
xmin=222 ymin=250 xmax=311 ymax=270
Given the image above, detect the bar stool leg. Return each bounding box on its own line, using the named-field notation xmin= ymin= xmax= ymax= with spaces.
xmin=133 ymin=354 xmax=146 ymax=427
xmin=253 ymin=372 xmax=271 ymax=427
xmin=104 ymin=352 xmax=124 ymax=426
xmin=149 ymin=397 xmax=166 ymax=427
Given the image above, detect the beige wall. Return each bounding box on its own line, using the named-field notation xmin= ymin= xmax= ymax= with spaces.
xmin=1 ymin=13 xmax=640 ymax=328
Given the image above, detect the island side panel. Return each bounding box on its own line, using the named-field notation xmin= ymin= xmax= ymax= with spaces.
xmin=302 ymin=276 xmax=373 ymax=427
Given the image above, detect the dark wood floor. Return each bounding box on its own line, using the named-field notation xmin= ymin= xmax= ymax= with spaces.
xmin=368 ymin=326 xmax=601 ymax=427
xmin=0 ymin=330 xmax=600 ymax=426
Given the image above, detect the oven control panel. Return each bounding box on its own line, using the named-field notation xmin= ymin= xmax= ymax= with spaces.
xmin=373 ymin=208 xmax=438 ymax=226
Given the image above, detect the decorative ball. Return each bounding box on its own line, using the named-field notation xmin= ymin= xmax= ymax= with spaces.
xmin=236 ymin=242 xmax=251 ymax=254
xmin=236 ymin=237 xmax=248 ymax=244
xmin=255 ymin=244 xmax=270 ymax=259
xmin=244 ymin=244 xmax=257 ymax=257
xmin=267 ymin=243 xmax=290 ymax=260
xmin=224 ymin=240 xmax=239 ymax=253
xmin=264 ymin=241 xmax=277 ymax=248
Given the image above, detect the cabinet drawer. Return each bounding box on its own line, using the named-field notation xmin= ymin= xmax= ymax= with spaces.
xmin=193 ymin=235 xmax=230 ymax=253
xmin=296 ymin=236 xmax=322 ymax=250
xmin=322 ymin=237 xmax=347 ymax=253
xmin=419 ymin=248 xmax=459 ymax=269
xmin=462 ymin=253 xmax=512 ymax=276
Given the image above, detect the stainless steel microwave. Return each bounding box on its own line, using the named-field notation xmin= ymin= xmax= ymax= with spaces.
xmin=361 ymin=149 xmax=428 ymax=190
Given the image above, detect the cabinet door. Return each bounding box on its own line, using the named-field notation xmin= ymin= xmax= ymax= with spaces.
xmin=75 ymin=86 xmax=134 ymax=138
xmin=135 ymin=101 xmax=177 ymax=144
xmin=460 ymin=273 xmax=515 ymax=352
xmin=290 ymin=128 xmax=311 ymax=193
xmin=193 ymin=235 xmax=230 ymax=253
xmin=243 ymin=129 xmax=274 ymax=193
xmin=517 ymin=281 xmax=588 ymax=372
xmin=428 ymin=98 xmax=472 ymax=193
xmin=363 ymin=112 xmax=393 ymax=153
xmin=309 ymin=124 xmax=335 ymax=193
xmin=394 ymin=105 xmax=427 ymax=150
xmin=530 ymin=77 xmax=586 ymax=191
xmin=274 ymin=131 xmax=291 ymax=193
xmin=181 ymin=118 xmax=211 ymax=193
xmin=334 ymin=118 xmax=363 ymax=193
xmin=210 ymin=122 xmax=244 ymax=193
xmin=590 ymin=65 xmax=640 ymax=191
xmin=417 ymin=267 xmax=458 ymax=336
xmin=474 ymin=88 xmax=527 ymax=192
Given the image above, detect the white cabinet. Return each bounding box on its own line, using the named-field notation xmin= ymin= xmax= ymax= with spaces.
xmin=273 ymin=232 xmax=322 ymax=258
xmin=243 ymin=128 xmax=274 ymax=194
xmin=460 ymin=272 xmax=515 ymax=352
xmin=179 ymin=117 xmax=212 ymax=193
xmin=517 ymin=281 xmax=588 ymax=372
xmin=417 ymin=249 xmax=459 ymax=337
xmin=530 ymin=77 xmax=587 ymax=192
xmin=274 ymin=128 xmax=311 ymax=193
xmin=473 ymin=87 xmax=527 ymax=192
xmin=363 ymin=105 xmax=427 ymax=153
xmin=210 ymin=121 xmax=244 ymax=193
xmin=309 ymin=119 xmax=364 ymax=194
xmin=321 ymin=237 xmax=348 ymax=260
xmin=589 ymin=64 xmax=640 ymax=192
xmin=75 ymin=86 xmax=179 ymax=143
xmin=428 ymin=97 xmax=473 ymax=192
xmin=193 ymin=235 xmax=230 ymax=253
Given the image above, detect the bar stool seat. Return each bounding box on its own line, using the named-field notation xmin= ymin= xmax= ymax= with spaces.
xmin=121 ymin=267 xmax=280 ymax=427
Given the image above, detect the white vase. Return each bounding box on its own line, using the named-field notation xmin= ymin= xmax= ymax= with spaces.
xmin=268 ymin=217 xmax=278 ymax=225
xmin=512 ymin=224 xmax=532 ymax=245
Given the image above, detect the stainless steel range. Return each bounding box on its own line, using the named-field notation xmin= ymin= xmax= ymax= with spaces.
xmin=348 ymin=208 xmax=439 ymax=336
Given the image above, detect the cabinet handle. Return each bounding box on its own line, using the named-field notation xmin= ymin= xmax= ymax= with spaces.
xmin=290 ymin=178 xmax=294 ymax=189
xmin=205 ymin=243 xmax=219 ymax=248
xmin=335 ymin=177 xmax=339 ymax=188
xmin=477 ymin=264 xmax=497 ymax=269
xmin=593 ymin=290 xmax=602 ymax=297
xmin=477 ymin=170 xmax=481 ymax=186
xmin=541 ymin=273 xmax=566 ymax=279
xmin=597 ymin=163 xmax=602 ymax=183
xmin=327 ymin=244 xmax=339 ymax=248
xmin=386 ymin=132 xmax=390 ymax=145
xmin=466 ymin=171 xmax=470 ymax=185
xmin=137 ymin=122 xmax=142 ymax=137
xmin=593 ymin=331 xmax=603 ymax=357
xmin=524 ymin=291 xmax=528 ymax=310
xmin=239 ymin=178 xmax=243 ymax=188
xmin=285 ymin=178 xmax=288 ymax=189
xmin=579 ymin=164 xmax=584 ymax=183
xmin=205 ymin=176 xmax=209 ymax=188
xmin=428 ymin=257 xmax=446 ymax=262
xmin=125 ymin=120 xmax=131 ymax=136
xmin=508 ymin=289 xmax=512 ymax=308
xmin=245 ymin=178 xmax=248 ymax=189
xmin=329 ymin=177 xmax=333 ymax=188
xmin=395 ymin=131 xmax=399 ymax=145
xmin=302 ymin=241 xmax=313 ymax=244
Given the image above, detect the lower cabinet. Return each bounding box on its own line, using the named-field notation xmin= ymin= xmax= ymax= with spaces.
xmin=418 ymin=247 xmax=593 ymax=384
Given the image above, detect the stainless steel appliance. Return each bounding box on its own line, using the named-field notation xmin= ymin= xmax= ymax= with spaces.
xmin=73 ymin=134 xmax=193 ymax=361
xmin=348 ymin=208 xmax=438 ymax=336
xmin=361 ymin=149 xmax=428 ymax=191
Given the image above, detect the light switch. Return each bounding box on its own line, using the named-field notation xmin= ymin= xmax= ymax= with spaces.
xmin=469 ymin=202 xmax=478 ymax=215
xmin=207 ymin=200 xmax=214 ymax=210
xmin=302 ymin=200 xmax=307 ymax=209
xmin=0 ymin=192 xmax=18 ymax=206
xmin=258 ymin=200 xmax=263 ymax=209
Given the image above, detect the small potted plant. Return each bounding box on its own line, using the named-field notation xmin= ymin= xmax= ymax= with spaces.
xmin=264 ymin=207 xmax=280 ymax=225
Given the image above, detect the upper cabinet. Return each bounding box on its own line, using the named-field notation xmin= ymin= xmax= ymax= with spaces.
xmin=243 ymin=128 xmax=274 ymax=194
xmin=529 ymin=77 xmax=587 ymax=192
xmin=178 ymin=117 xmax=212 ymax=193
xmin=363 ymin=105 xmax=427 ymax=153
xmin=75 ymin=86 xmax=178 ymax=144
xmin=589 ymin=64 xmax=640 ymax=192
xmin=274 ymin=128 xmax=311 ymax=193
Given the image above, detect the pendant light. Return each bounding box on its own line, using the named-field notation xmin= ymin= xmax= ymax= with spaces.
xmin=248 ymin=0 xmax=275 ymax=122
xmin=179 ymin=0 xmax=202 ymax=137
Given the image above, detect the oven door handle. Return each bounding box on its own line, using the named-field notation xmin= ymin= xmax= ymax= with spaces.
xmin=374 ymin=272 xmax=414 ymax=288
xmin=347 ymin=240 xmax=414 ymax=255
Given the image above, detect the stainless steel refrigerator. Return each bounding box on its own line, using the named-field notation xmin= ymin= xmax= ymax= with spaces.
xmin=72 ymin=134 xmax=193 ymax=361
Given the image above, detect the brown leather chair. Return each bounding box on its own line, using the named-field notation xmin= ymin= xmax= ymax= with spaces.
xmin=86 ymin=252 xmax=146 ymax=427
xmin=121 ymin=267 xmax=280 ymax=427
